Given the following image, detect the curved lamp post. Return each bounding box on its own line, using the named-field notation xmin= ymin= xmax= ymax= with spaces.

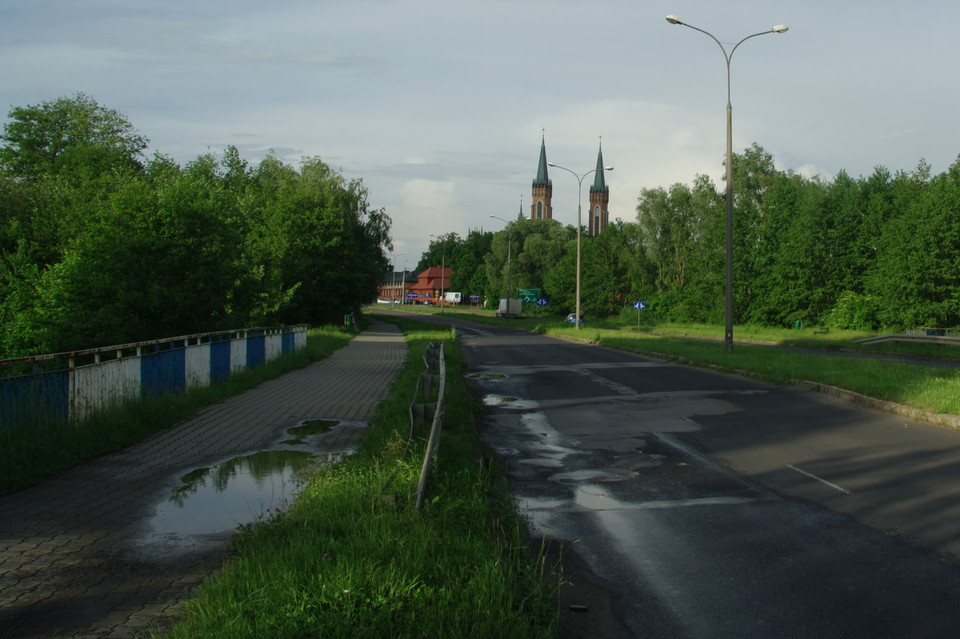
xmin=548 ymin=162 xmax=613 ymax=330
xmin=489 ymin=215 xmax=512 ymax=303
xmin=666 ymin=14 xmax=787 ymax=352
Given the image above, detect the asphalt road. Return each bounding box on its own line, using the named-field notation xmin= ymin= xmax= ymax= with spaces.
xmin=390 ymin=312 xmax=960 ymax=638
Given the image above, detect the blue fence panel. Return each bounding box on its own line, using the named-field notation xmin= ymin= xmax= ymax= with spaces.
xmin=0 ymin=371 xmax=69 ymax=430
xmin=281 ymin=331 xmax=295 ymax=354
xmin=141 ymin=347 xmax=186 ymax=397
xmin=209 ymin=339 xmax=232 ymax=383
xmin=246 ymin=335 xmax=266 ymax=369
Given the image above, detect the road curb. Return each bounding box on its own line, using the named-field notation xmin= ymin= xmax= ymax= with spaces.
xmin=793 ymin=380 xmax=960 ymax=430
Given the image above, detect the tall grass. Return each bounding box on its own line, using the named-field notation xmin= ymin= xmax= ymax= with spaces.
xmin=0 ymin=327 xmax=354 ymax=494
xmin=161 ymin=319 xmax=558 ymax=638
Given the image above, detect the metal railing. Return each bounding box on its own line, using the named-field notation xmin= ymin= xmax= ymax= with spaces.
xmin=0 ymin=325 xmax=308 ymax=430
xmin=412 ymin=342 xmax=446 ymax=511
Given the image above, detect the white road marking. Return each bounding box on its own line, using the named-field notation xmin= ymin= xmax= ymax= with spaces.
xmin=787 ymin=464 xmax=851 ymax=494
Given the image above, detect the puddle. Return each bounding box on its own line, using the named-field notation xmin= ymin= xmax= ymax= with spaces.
xmin=281 ymin=419 xmax=337 ymax=445
xmin=154 ymin=449 xmax=316 ymax=536
xmin=482 ymin=394 xmax=540 ymax=410
xmin=144 ymin=418 xmax=358 ymax=549
xmin=549 ymin=468 xmax=629 ymax=483
xmin=468 ymin=372 xmax=506 ymax=380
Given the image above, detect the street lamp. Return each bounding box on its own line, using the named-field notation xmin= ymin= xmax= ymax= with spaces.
xmin=429 ymin=235 xmax=445 ymax=313
xmin=666 ymin=14 xmax=788 ymax=352
xmin=489 ymin=215 xmax=512 ymax=303
xmin=547 ymin=162 xmax=613 ymax=330
xmin=391 ymin=252 xmax=405 ymax=304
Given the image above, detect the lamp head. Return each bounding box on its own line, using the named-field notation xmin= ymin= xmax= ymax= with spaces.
xmin=603 ymin=166 xmax=614 ymax=171
xmin=665 ymin=14 xmax=683 ymax=25
xmin=547 ymin=162 xmax=558 ymax=167
xmin=772 ymin=24 xmax=788 ymax=33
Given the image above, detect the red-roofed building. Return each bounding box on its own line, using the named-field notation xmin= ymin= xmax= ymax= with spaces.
xmin=407 ymin=266 xmax=452 ymax=303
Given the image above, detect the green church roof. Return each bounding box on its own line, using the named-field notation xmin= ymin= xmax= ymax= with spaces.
xmin=591 ymin=142 xmax=608 ymax=192
xmin=533 ymin=136 xmax=551 ymax=187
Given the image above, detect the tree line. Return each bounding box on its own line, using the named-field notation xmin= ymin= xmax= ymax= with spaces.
xmin=426 ymin=142 xmax=960 ymax=331
xmin=5 ymin=94 xmax=958 ymax=359
xmin=0 ymin=94 xmax=391 ymax=358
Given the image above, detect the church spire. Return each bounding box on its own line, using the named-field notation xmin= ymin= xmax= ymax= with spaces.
xmin=530 ymin=133 xmax=553 ymax=220
xmin=533 ymin=134 xmax=551 ymax=187
xmin=592 ymin=140 xmax=608 ymax=192
xmin=588 ymin=139 xmax=610 ymax=235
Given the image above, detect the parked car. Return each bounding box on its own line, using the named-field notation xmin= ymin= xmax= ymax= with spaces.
xmin=565 ymin=313 xmax=585 ymax=324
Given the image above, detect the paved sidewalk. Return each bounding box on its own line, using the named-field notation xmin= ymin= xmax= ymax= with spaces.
xmin=0 ymin=321 xmax=407 ymax=639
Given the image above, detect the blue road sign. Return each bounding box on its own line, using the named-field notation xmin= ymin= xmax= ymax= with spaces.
xmin=406 ymin=292 xmax=419 ymax=299
xmin=536 ymin=297 xmax=549 ymax=306
xmin=633 ymin=301 xmax=646 ymax=310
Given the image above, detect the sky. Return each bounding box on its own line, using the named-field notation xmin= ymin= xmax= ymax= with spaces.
xmin=2 ymin=1 xmax=959 ymax=269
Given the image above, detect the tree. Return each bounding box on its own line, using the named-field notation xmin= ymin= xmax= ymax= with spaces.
xmin=867 ymin=158 xmax=960 ymax=328
xmin=0 ymin=93 xmax=148 ymax=180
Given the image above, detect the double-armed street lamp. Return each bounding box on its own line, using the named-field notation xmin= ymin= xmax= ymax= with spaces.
xmin=547 ymin=162 xmax=613 ymax=331
xmin=489 ymin=215 xmax=512 ymax=302
xmin=665 ymin=14 xmax=788 ymax=352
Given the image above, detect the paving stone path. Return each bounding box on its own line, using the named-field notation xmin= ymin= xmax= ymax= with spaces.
xmin=0 ymin=321 xmax=407 ymax=638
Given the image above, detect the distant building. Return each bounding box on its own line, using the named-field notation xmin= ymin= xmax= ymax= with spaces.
xmin=531 ymin=136 xmax=610 ymax=236
xmin=377 ymin=266 xmax=453 ymax=304
xmin=408 ymin=266 xmax=453 ymax=303
xmin=378 ymin=270 xmax=417 ymax=302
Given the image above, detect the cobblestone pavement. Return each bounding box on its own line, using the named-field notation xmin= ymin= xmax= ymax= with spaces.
xmin=0 ymin=321 xmax=407 ymax=639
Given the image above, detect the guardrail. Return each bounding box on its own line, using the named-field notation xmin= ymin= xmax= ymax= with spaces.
xmin=906 ymin=327 xmax=960 ymax=338
xmin=0 ymin=325 xmax=308 ymax=431
xmin=412 ymin=342 xmax=445 ymax=511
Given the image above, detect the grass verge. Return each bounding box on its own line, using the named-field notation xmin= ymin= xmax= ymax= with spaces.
xmin=0 ymin=326 xmax=354 ymax=495
xmin=160 ymin=317 xmax=559 ymax=639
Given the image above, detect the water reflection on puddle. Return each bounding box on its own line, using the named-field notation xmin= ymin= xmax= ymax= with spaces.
xmin=152 ymin=450 xmax=315 ymax=536
xmin=146 ymin=419 xmax=356 ymax=545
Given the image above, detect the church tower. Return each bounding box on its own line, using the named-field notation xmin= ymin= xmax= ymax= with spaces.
xmin=530 ymin=136 xmax=553 ymax=220
xmin=588 ymin=141 xmax=610 ymax=236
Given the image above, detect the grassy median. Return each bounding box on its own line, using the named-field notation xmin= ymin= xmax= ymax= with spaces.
xmin=160 ymin=317 xmax=559 ymax=639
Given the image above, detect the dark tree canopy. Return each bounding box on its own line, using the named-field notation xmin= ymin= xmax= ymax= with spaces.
xmin=0 ymin=96 xmax=391 ymax=357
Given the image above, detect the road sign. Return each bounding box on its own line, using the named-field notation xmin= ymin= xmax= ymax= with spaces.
xmin=536 ymin=297 xmax=549 ymax=306
xmin=519 ymin=288 xmax=540 ymax=303
xmin=469 ymin=294 xmax=481 ymax=301
xmin=406 ymin=292 xmax=419 ymax=299
xmin=633 ymin=301 xmax=646 ymax=310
